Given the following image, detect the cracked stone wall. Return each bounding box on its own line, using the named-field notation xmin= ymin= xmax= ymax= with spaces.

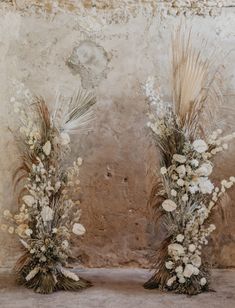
xmin=0 ymin=1 xmax=235 ymax=268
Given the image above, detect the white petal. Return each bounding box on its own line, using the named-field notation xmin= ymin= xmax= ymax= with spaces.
xmin=72 ymin=223 xmax=86 ymax=236
xmin=162 ymin=199 xmax=177 ymax=212
xmin=22 ymin=195 xmax=35 ymax=207
xmin=42 ymin=141 xmax=51 ymax=156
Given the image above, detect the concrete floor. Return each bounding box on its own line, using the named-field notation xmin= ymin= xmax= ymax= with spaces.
xmin=0 ymin=269 xmax=234 ymax=308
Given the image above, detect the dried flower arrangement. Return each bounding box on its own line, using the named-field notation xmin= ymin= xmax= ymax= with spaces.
xmin=143 ymin=29 xmax=235 ymax=295
xmin=1 ymin=83 xmax=96 ymax=294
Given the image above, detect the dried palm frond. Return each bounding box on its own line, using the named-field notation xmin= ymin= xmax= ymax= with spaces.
xmin=53 ymin=90 xmax=96 ymax=134
xmin=147 ymin=177 xmax=166 ymax=223
xmin=144 ymin=236 xmax=172 ymax=290
xmin=172 ymin=27 xmax=223 ymax=139
xmin=35 ymin=97 xmax=51 ymax=141
xmin=14 ymin=251 xmax=92 ymax=294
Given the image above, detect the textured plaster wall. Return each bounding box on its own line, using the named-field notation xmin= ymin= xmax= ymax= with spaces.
xmin=0 ymin=1 xmax=235 ymax=268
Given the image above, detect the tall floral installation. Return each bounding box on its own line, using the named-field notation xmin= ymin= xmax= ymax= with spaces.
xmin=1 ymin=82 xmax=96 ymax=294
xmin=143 ymin=30 xmax=235 ymax=295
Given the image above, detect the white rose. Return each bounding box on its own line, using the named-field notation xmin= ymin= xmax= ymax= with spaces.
xmin=188 ymin=185 xmax=199 ymax=194
xmin=168 ymin=243 xmax=185 ymax=257
xmin=191 ymin=255 xmax=201 ymax=268
xmin=229 ymin=176 xmax=235 ymax=183
xmin=160 ymin=167 xmax=167 ymax=175
xmin=196 ymin=163 xmax=213 ymax=177
xmin=182 ymin=194 xmax=188 ymax=202
xmin=166 ymin=276 xmax=176 ymax=287
xmin=41 ymin=206 xmax=54 ymax=223
xmin=175 ymin=265 xmax=183 ymax=273
xmin=22 ymin=195 xmax=35 ymax=207
xmin=179 ymin=277 xmax=186 ymax=284
xmin=183 ymin=264 xmax=195 ymax=278
xmin=177 ymin=179 xmax=184 ymax=187
xmin=188 ymin=244 xmax=196 ymax=252
xmin=171 ymin=189 xmax=177 ymax=197
xmin=162 ymin=199 xmax=177 ymax=212
xmin=60 ymin=132 xmax=70 ymax=145
xmin=176 ymin=234 xmax=184 ymax=243
xmin=190 ymin=159 xmax=199 ymax=167
xmin=72 ymin=223 xmax=86 ymax=236
xmin=176 ymin=165 xmax=186 ymax=178
xmin=173 ymin=154 xmax=187 ymax=164
xmin=200 ymin=277 xmax=207 ymax=286
xmin=42 ymin=140 xmax=51 ymax=156
xmin=165 ymin=261 xmax=174 ymax=269
xmin=198 ymin=178 xmax=214 ymax=194
xmin=192 ymin=139 xmax=208 ymax=153
xmin=77 ymin=157 xmax=83 ymax=166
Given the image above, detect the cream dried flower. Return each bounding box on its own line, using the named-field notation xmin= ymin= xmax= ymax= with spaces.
xmin=188 ymin=244 xmax=196 ymax=252
xmin=183 ymin=264 xmax=195 ymax=278
xmin=42 ymin=140 xmax=51 ymax=156
xmin=162 ymin=199 xmax=177 ymax=212
xmin=198 ymin=178 xmax=214 ymax=194
xmin=77 ymin=157 xmax=83 ymax=166
xmin=176 ymin=234 xmax=184 ymax=243
xmin=22 ymin=195 xmax=35 ymax=207
xmin=60 ymin=132 xmax=70 ymax=146
xmin=168 ymin=243 xmax=185 ymax=257
xmin=182 ymin=194 xmax=188 ymax=202
xmin=191 ymin=255 xmax=201 ymax=268
xmin=192 ymin=139 xmax=208 ymax=153
xmin=166 ymin=276 xmax=176 ymax=287
xmin=177 ymin=179 xmax=184 ymax=187
xmin=72 ymin=223 xmax=86 ymax=236
xmin=200 ymin=277 xmax=207 ymax=286
xmin=173 ymin=154 xmax=186 ymax=164
xmin=41 ymin=206 xmax=54 ymax=223
xmin=176 ymin=165 xmax=186 ymax=177
xmin=160 ymin=167 xmax=167 ymax=175
xmin=196 ymin=163 xmax=213 ymax=177
xmin=165 ymin=261 xmax=174 ymax=269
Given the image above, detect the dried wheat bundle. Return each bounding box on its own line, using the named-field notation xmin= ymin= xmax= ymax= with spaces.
xmin=143 ymin=29 xmax=235 ymax=295
xmin=1 ymin=83 xmax=95 ymax=294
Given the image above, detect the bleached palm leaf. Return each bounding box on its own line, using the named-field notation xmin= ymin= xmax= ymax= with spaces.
xmin=54 ymin=89 xmax=96 ymax=134
xmin=172 ymin=28 xmax=223 ymax=138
